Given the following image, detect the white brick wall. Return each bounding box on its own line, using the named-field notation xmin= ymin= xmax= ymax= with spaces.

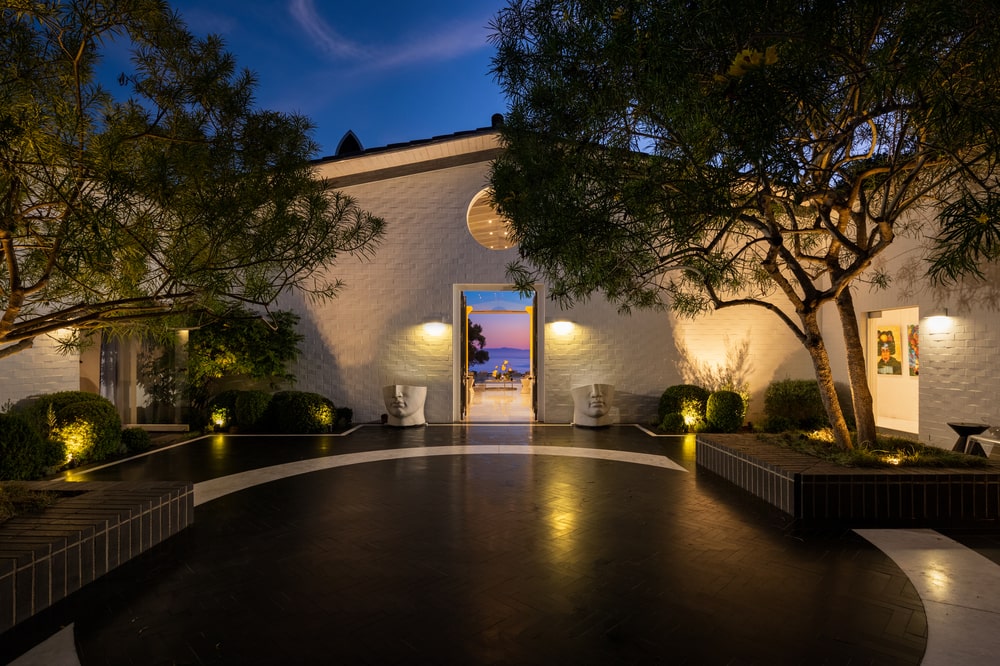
xmin=0 ymin=336 xmax=79 ymax=408
xmin=290 ymin=157 xmax=1000 ymax=437
xmin=284 ymin=156 xmax=812 ymax=425
xmin=822 ymin=228 xmax=1000 ymax=447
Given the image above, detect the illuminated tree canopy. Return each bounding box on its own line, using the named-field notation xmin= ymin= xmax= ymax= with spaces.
xmin=490 ymin=0 xmax=1000 ymax=448
xmin=0 ymin=0 xmax=384 ymax=360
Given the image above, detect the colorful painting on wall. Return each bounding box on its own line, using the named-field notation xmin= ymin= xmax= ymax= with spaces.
xmin=876 ymin=326 xmax=903 ymax=375
xmin=907 ymin=324 xmax=919 ymax=376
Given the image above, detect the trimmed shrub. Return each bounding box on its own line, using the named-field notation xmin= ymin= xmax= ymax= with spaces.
xmin=21 ymin=391 xmax=109 ymax=438
xmin=234 ymin=390 xmax=272 ymax=431
xmin=706 ymin=390 xmax=746 ymax=433
xmin=20 ymin=391 xmax=122 ymax=467
xmin=121 ymin=427 xmax=153 ymax=454
xmin=206 ymin=390 xmax=241 ymax=430
xmin=762 ymin=379 xmax=829 ymax=432
xmin=55 ymin=400 xmax=123 ymax=464
xmin=334 ymin=407 xmax=353 ymax=429
xmin=761 ymin=415 xmax=793 ymax=433
xmin=261 ymin=391 xmax=335 ymax=434
xmin=659 ymin=412 xmax=687 ymax=434
xmin=0 ymin=413 xmax=47 ymax=480
xmin=658 ymin=384 xmax=710 ymax=424
xmin=42 ymin=438 xmax=67 ymax=471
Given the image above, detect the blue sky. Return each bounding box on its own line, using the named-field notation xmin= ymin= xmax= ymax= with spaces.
xmin=169 ymin=0 xmax=509 ymax=157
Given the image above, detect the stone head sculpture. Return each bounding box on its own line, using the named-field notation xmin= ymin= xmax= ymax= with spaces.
xmin=382 ymin=385 xmax=427 ymax=427
xmin=571 ymin=384 xmax=615 ymax=427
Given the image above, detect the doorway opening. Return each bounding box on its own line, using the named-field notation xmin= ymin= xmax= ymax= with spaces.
xmin=459 ymin=288 xmax=537 ymax=422
xmin=867 ymin=306 xmax=919 ymax=434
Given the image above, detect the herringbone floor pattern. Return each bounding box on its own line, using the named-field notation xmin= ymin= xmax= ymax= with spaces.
xmin=3 ymin=426 xmax=932 ymax=664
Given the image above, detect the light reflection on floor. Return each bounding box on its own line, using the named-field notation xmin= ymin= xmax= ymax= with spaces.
xmin=465 ymin=386 xmax=534 ymax=422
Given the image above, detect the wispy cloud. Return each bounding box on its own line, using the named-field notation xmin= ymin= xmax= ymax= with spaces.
xmin=287 ymin=0 xmax=490 ymax=70
xmin=369 ymin=21 xmax=492 ymax=71
xmin=288 ymin=0 xmax=369 ymax=59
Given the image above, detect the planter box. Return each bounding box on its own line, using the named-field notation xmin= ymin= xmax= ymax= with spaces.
xmin=696 ymin=434 xmax=1000 ymax=527
xmin=0 ymin=480 xmax=193 ymax=634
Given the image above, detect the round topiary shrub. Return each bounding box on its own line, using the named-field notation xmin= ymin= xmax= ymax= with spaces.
xmin=659 ymin=412 xmax=687 ymax=434
xmin=261 ymin=391 xmax=335 ymax=434
xmin=21 ymin=391 xmax=110 ymax=439
xmin=334 ymin=407 xmax=353 ymax=429
xmin=0 ymin=412 xmax=47 ymax=480
xmin=234 ymin=390 xmax=272 ymax=431
xmin=658 ymin=384 xmax=710 ymax=423
xmin=763 ymin=379 xmax=828 ymax=431
xmin=55 ymin=400 xmax=123 ymax=464
xmin=206 ymin=390 xmax=241 ymax=430
xmin=19 ymin=391 xmax=122 ymax=467
xmin=121 ymin=427 xmax=153 ymax=454
xmin=706 ymin=390 xmax=746 ymax=433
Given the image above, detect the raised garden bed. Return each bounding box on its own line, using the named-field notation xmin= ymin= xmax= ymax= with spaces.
xmin=696 ymin=433 xmax=1000 ymax=527
xmin=0 ymin=480 xmax=193 ymax=634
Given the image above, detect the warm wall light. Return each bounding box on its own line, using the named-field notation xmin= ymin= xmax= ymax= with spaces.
xmin=422 ymin=314 xmax=448 ymax=336
xmin=549 ymin=319 xmax=575 ymax=335
xmin=924 ymin=308 xmax=951 ymax=334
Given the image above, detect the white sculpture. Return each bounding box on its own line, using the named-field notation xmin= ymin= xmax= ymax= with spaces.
xmin=382 ymin=385 xmax=427 ymax=427
xmin=571 ymin=384 xmax=615 ymax=427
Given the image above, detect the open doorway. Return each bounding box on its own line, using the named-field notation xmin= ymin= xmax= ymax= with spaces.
xmin=460 ymin=289 xmax=537 ymax=422
xmin=867 ymin=306 xmax=919 ymax=434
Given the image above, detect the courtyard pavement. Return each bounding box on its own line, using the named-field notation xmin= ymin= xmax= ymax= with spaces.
xmin=3 ymin=424 xmax=1000 ymax=664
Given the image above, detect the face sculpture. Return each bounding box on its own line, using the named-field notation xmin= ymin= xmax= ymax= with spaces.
xmin=571 ymin=384 xmax=615 ymax=427
xmin=382 ymin=385 xmax=427 ymax=426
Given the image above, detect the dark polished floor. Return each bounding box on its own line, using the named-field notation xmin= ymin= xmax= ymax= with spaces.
xmin=0 ymin=426 xmax=947 ymax=664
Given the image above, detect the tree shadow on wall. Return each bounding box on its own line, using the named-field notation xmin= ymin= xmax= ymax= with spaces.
xmin=674 ymin=335 xmax=754 ymax=395
xmin=894 ymin=253 xmax=1000 ymax=312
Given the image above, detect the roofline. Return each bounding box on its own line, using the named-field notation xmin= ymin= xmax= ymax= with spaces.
xmin=312 ymin=124 xmax=504 ymax=188
xmin=313 ymin=123 xmax=501 ymax=164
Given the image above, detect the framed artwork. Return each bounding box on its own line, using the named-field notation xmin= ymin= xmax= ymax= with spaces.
xmin=876 ymin=326 xmax=902 ymax=375
xmin=907 ymin=324 xmax=919 ymax=376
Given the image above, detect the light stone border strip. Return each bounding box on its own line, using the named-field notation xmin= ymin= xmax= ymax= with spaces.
xmin=856 ymin=528 xmax=1000 ymax=665
xmin=194 ymin=444 xmax=687 ymax=507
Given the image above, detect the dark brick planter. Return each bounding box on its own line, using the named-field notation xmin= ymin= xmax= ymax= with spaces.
xmin=696 ymin=434 xmax=1000 ymax=527
xmin=0 ymin=480 xmax=193 ymax=634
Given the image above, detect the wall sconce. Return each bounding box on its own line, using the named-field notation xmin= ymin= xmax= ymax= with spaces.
xmin=924 ymin=307 xmax=951 ymax=334
xmin=422 ymin=314 xmax=449 ymax=336
xmin=548 ymin=318 xmax=575 ymax=335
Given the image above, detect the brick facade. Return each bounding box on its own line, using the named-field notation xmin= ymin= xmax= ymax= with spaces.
xmin=0 ymin=335 xmax=79 ymax=408
xmin=5 ymin=127 xmax=998 ymax=439
xmin=281 ymin=132 xmax=812 ymax=425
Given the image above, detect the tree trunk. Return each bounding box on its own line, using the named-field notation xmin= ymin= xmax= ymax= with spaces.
xmin=835 ymin=288 xmax=877 ymax=447
xmin=801 ymin=310 xmax=854 ymax=450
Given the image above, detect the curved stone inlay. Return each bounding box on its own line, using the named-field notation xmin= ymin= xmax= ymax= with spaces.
xmin=194 ymin=445 xmax=687 ymax=506
xmin=856 ymin=528 xmax=1000 ymax=664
